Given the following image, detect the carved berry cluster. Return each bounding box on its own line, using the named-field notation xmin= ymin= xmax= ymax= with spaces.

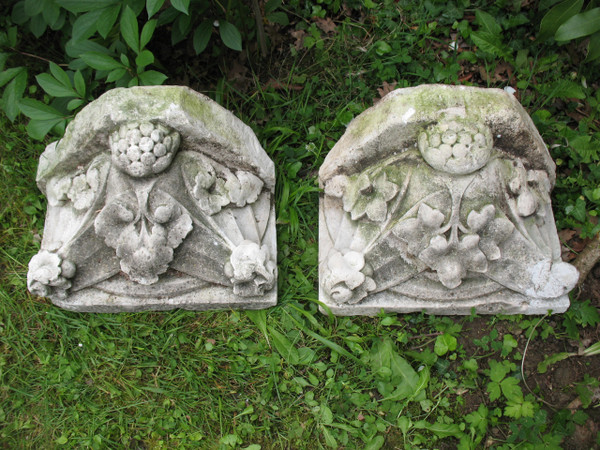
xmin=110 ymin=122 xmax=181 ymax=177
xmin=418 ymin=119 xmax=492 ymax=175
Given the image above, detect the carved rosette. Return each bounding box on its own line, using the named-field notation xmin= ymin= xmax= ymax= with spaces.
xmin=28 ymin=86 xmax=276 ymax=311
xmin=319 ymin=85 xmax=578 ymax=314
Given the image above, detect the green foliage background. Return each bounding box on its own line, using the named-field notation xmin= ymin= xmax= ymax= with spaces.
xmin=1 ymin=0 xmax=600 ymax=448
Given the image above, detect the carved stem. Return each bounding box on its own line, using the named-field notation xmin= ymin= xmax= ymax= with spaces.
xmin=363 ymin=169 xmax=412 ymax=254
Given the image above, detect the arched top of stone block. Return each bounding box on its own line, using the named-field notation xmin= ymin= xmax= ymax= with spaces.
xmin=37 ymin=86 xmax=275 ymax=191
xmin=319 ymin=84 xmax=556 ymax=187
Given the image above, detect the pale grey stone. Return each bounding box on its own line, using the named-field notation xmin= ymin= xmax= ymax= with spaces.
xmin=28 ymin=86 xmax=276 ymax=312
xmin=319 ymin=84 xmax=578 ymax=315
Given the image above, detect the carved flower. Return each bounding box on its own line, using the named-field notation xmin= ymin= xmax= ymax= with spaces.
xmin=27 ymin=250 xmax=76 ymax=299
xmin=46 ymin=175 xmax=72 ymax=206
xmin=418 ymin=119 xmax=492 ymax=175
xmin=224 ymin=241 xmax=275 ymax=297
xmin=67 ymin=168 xmax=100 ymax=211
xmin=110 ymin=122 xmax=181 ymax=178
xmin=47 ymin=166 xmax=100 ymax=211
xmin=190 ymin=160 xmax=265 ymax=215
xmin=393 ymin=203 xmax=446 ymax=256
xmin=225 ymin=171 xmax=264 ymax=207
xmin=326 ymin=172 xmax=399 ymax=222
xmin=508 ymin=162 xmax=548 ymax=218
xmin=191 ymin=162 xmax=230 ymax=215
xmin=94 ymin=193 xmax=193 ymax=285
xmin=115 ymin=219 xmax=191 ymax=285
xmin=419 ymin=234 xmax=488 ymax=289
xmin=322 ymin=249 xmax=376 ymax=304
xmin=466 ymin=204 xmax=514 ymax=261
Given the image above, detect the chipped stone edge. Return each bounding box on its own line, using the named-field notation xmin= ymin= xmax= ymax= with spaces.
xmin=318 ymin=286 xmax=569 ymax=316
xmin=51 ymin=286 xmax=277 ymax=313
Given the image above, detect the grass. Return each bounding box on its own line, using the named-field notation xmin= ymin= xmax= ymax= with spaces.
xmin=1 ymin=0 xmax=600 ymax=448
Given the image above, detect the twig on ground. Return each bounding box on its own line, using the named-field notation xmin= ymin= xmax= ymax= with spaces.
xmin=521 ymin=313 xmax=558 ymax=410
xmin=573 ymin=232 xmax=600 ymax=293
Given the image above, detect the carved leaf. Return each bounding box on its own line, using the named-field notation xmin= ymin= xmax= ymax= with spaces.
xmin=467 ymin=204 xmax=495 ymax=232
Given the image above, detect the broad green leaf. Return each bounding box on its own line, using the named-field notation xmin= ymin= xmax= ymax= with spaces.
xmin=265 ymin=0 xmax=282 ymax=14
xmin=140 ymin=20 xmax=157 ymax=49
xmin=120 ymin=6 xmax=140 ymax=54
xmin=371 ymin=337 xmax=418 ymax=400
xmin=219 ymin=21 xmax=242 ymax=51
xmin=500 ymin=377 xmax=523 ymax=402
xmin=246 ymin=309 xmax=267 ymax=341
xmin=471 ymin=32 xmax=510 ymax=58
xmin=29 ymin=13 xmax=47 ymax=38
xmin=24 ymin=0 xmax=43 ymax=16
xmin=487 ymin=381 xmax=501 ymax=401
xmin=11 ymin=2 xmax=27 ymax=26
xmin=36 ymin=73 xmax=77 ymax=97
xmin=56 ymin=0 xmax=118 ymax=13
xmin=128 ymin=76 xmax=139 ymax=87
xmin=49 ymin=10 xmax=67 ymax=31
xmin=537 ymin=79 xmax=585 ymax=100
xmin=414 ymin=420 xmax=464 ymax=438
xmin=556 ymin=8 xmax=600 ymax=41
xmin=268 ymin=326 xmax=299 ymax=365
xmin=320 ymin=405 xmax=333 ymax=425
xmin=73 ymin=70 xmax=85 ymax=97
xmin=538 ymin=0 xmax=583 ymax=41
xmin=72 ymin=9 xmax=105 ymax=42
xmin=537 ymin=352 xmax=572 ymax=373
xmin=146 ymin=0 xmax=165 ymax=18
xmin=465 ymin=404 xmax=488 ymax=435
xmin=267 ymin=12 xmax=289 ymax=26
xmin=583 ymin=341 xmax=600 ymax=356
xmin=2 ymin=70 xmax=27 ymax=121
xmin=106 ymin=67 xmax=127 ymax=82
xmin=80 ymin=52 xmax=124 ymax=70
xmin=193 ymin=21 xmax=212 ymax=54
xmin=41 ymin=0 xmax=61 ymax=28
xmin=0 ymin=67 xmax=25 ymax=88
xmin=476 ymin=9 xmax=502 ymax=35
xmin=19 ymin=98 xmax=64 ymax=120
xmin=171 ymin=0 xmax=190 ymax=15
xmin=586 ymin=31 xmax=600 ymax=61
xmin=7 ymin=26 xmax=18 ymax=47
xmin=0 ymin=54 xmax=8 ymax=72
xmin=504 ymin=400 xmax=534 ymax=419
xmin=66 ymin=39 xmax=112 ymax=58
xmin=364 ymin=435 xmax=385 ymax=450
xmin=97 ymin=4 xmax=121 ymax=39
xmin=135 ymin=49 xmax=154 ymax=70
xmin=138 ymin=70 xmax=167 ymax=85
xmin=488 ymin=359 xmax=510 ymax=383
xmin=321 ymin=426 xmax=337 ymax=448
xmin=67 ymin=98 xmax=84 ymax=110
xmin=412 ymin=366 xmax=430 ymax=401
xmin=434 ymin=333 xmax=457 ymax=356
xmin=297 ymin=346 xmax=316 ymax=365
xmin=48 ymin=62 xmax=71 ymax=89
xmin=176 ymin=13 xmax=191 ymax=35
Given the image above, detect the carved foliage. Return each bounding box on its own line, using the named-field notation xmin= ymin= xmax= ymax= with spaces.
xmin=30 ymin=119 xmax=275 ymax=302
xmin=94 ymin=187 xmax=193 ymax=285
xmin=321 ymin=117 xmax=568 ymax=306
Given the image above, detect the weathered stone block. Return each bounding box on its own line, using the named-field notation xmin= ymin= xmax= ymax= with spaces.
xmin=28 ymin=86 xmax=276 ymax=312
xmin=319 ymin=84 xmax=578 ymax=315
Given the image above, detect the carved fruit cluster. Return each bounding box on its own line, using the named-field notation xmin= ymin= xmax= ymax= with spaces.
xmin=418 ymin=119 xmax=492 ymax=175
xmin=110 ymin=122 xmax=181 ymax=177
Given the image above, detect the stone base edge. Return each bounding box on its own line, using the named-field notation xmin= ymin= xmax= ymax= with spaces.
xmin=319 ymin=292 xmax=570 ymax=316
xmin=51 ymin=287 xmax=277 ymax=313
